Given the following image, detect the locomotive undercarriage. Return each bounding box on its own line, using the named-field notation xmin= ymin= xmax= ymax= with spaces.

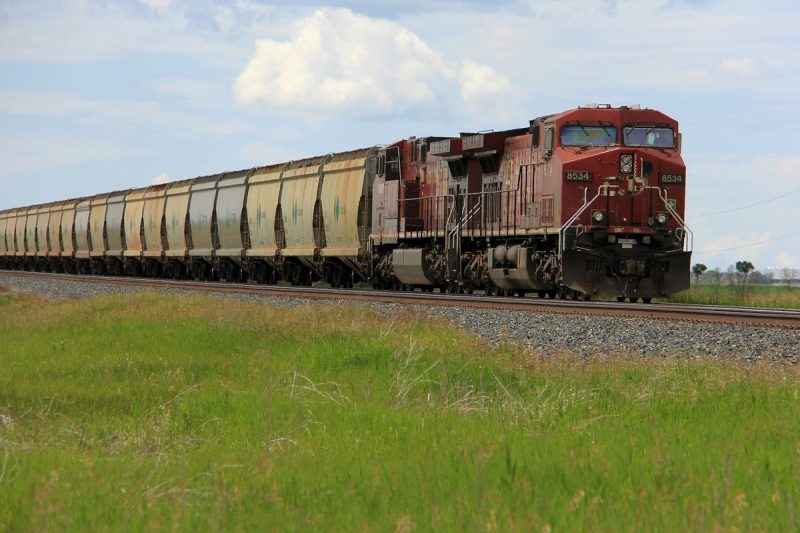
xmin=561 ymin=229 xmax=691 ymax=301
xmin=377 ymin=237 xmax=583 ymax=298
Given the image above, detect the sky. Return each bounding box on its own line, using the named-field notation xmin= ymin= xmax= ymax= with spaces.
xmin=0 ymin=0 xmax=798 ymax=271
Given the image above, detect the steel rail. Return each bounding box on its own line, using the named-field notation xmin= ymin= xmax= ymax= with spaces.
xmin=1 ymin=270 xmax=799 ymax=329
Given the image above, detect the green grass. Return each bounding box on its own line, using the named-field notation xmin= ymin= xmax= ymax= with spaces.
xmin=665 ymin=284 xmax=800 ymax=309
xmin=0 ymin=293 xmax=799 ymax=531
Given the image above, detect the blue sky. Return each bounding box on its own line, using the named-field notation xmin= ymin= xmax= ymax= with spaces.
xmin=1 ymin=0 xmax=798 ymax=271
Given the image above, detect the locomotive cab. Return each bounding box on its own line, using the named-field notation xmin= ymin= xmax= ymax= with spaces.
xmin=552 ymin=106 xmax=692 ymax=300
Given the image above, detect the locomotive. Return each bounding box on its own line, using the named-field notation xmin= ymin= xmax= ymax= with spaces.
xmin=0 ymin=104 xmax=691 ymax=302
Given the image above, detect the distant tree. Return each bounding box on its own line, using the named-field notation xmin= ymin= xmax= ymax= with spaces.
xmin=736 ymin=261 xmax=754 ymax=279
xmin=692 ymin=263 xmax=708 ymax=286
xmin=783 ymin=266 xmax=797 ymax=290
xmin=735 ymin=260 xmax=755 ymax=299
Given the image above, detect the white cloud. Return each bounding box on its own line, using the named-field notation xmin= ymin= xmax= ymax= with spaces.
xmin=237 ymin=142 xmax=300 ymax=167
xmin=143 ymin=77 xmax=228 ymax=109
xmin=0 ymin=1 xmax=257 ymax=66
xmin=697 ymin=232 xmax=780 ymax=271
xmin=0 ymin=89 xmax=251 ymax=136
xmin=458 ymin=60 xmax=514 ymax=108
xmin=140 ymin=0 xmax=173 ymax=10
xmin=405 ymin=0 xmax=799 ymax=99
xmin=719 ymin=57 xmax=756 ymax=76
xmin=0 ymin=134 xmax=146 ymax=207
xmin=774 ymin=253 xmax=800 ymax=269
xmin=151 ymin=172 xmax=171 ymax=184
xmin=0 ymin=134 xmax=142 ymax=175
xmin=234 ymin=8 xmax=514 ymax=116
xmin=768 ymin=154 xmax=800 ymax=186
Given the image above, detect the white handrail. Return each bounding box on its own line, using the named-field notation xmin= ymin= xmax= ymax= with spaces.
xmin=558 ymin=186 xmax=606 ymax=256
xmin=557 ymin=184 xmax=693 ymax=256
xmin=653 ymin=187 xmax=693 ymax=252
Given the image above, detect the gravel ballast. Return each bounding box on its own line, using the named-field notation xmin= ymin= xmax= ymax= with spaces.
xmin=1 ymin=273 xmax=798 ymax=363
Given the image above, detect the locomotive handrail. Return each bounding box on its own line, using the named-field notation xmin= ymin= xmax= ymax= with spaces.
xmin=398 ymin=193 xmax=455 ymax=238
xmin=558 ymin=186 xmax=606 ymax=256
xmin=558 ymin=184 xmax=693 ymax=257
xmin=450 ymin=195 xmax=483 ymax=239
xmin=652 ymin=186 xmax=693 ymax=252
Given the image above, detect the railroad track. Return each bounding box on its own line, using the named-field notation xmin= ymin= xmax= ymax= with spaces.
xmin=2 ymin=269 xmax=799 ymax=329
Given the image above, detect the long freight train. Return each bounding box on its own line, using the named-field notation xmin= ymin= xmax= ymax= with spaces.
xmin=0 ymin=105 xmax=691 ymax=302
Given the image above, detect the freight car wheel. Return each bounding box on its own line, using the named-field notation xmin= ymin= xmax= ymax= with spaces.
xmin=617 ymin=296 xmax=625 ymax=302
xmin=642 ymin=298 xmax=652 ymax=304
xmin=629 ymin=297 xmax=639 ymax=303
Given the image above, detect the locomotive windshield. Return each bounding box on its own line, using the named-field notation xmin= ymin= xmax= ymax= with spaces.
xmin=560 ymin=125 xmax=617 ymax=146
xmin=623 ymin=126 xmax=675 ymax=148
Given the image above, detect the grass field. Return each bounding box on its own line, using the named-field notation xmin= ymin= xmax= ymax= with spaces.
xmin=1 ymin=291 xmax=799 ymax=530
xmin=665 ymin=284 xmax=800 ymax=309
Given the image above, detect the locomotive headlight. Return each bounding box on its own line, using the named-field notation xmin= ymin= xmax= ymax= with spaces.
xmin=591 ymin=210 xmax=606 ymax=225
xmin=620 ymin=154 xmax=634 ymax=174
xmin=655 ymin=212 xmax=669 ymax=225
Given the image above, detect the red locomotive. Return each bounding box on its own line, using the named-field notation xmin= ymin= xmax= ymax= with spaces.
xmin=0 ymin=104 xmax=691 ymax=302
xmin=372 ymin=104 xmax=691 ymax=302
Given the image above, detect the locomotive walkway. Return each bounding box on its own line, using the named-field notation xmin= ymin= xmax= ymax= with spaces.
xmin=2 ymin=269 xmax=799 ymax=329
